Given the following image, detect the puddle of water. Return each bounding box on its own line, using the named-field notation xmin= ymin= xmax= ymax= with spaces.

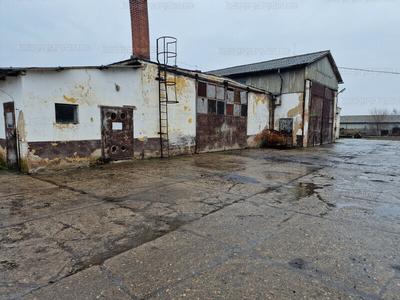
xmin=357 ymin=175 xmax=386 ymax=183
xmin=336 ymin=203 xmax=364 ymax=209
xmin=279 ymin=183 xmax=319 ymax=201
xmin=336 ymin=202 xmax=400 ymax=219
xmin=194 ymin=161 xmax=240 ymax=172
xmin=222 ymin=173 xmax=260 ymax=184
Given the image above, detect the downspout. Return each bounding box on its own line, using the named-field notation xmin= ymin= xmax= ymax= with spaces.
xmin=301 ymin=79 xmax=307 ymax=148
xmin=270 ymin=69 xmax=283 ymax=130
xmin=278 ymin=69 xmax=283 ymax=99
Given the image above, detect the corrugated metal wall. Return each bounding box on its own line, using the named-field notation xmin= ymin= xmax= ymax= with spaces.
xmin=306 ymin=56 xmax=339 ymax=91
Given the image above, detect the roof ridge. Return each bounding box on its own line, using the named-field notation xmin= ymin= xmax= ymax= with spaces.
xmin=208 ymin=50 xmax=330 ymax=73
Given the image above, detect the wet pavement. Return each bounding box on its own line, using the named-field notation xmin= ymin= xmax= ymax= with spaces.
xmin=1 ymin=139 xmax=399 ymax=299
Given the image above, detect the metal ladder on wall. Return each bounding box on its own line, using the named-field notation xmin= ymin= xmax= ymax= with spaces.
xmin=157 ymin=36 xmax=178 ymax=158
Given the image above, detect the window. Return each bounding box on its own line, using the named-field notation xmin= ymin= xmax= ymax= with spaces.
xmin=208 ymin=100 xmax=216 ymax=114
xmin=217 ymin=101 xmax=225 ymax=115
xmin=279 ymin=118 xmax=293 ymax=137
xmin=241 ymin=105 xmax=248 ymax=117
xmin=5 ymin=112 xmax=14 ymax=128
xmin=55 ymin=104 xmax=78 ymax=124
xmin=198 ymin=82 xmax=207 ymax=97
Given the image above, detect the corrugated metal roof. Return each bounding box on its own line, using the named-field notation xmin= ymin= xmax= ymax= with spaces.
xmin=341 ymin=115 xmax=400 ymax=123
xmin=208 ymin=50 xmax=340 ymax=78
xmin=0 ymin=58 xmax=268 ymax=95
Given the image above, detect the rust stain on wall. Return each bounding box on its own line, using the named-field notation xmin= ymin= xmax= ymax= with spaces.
xmin=63 ymin=95 xmax=78 ymax=103
xmin=26 ymin=140 xmax=102 ymax=172
xmin=253 ymin=96 xmax=266 ymax=114
xmin=287 ymin=94 xmax=303 ymax=118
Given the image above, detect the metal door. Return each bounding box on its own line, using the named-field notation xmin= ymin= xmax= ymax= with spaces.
xmin=101 ymin=106 xmax=134 ymax=160
xmin=3 ymin=102 xmax=18 ymax=169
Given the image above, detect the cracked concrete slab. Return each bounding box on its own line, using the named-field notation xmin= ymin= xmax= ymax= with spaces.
xmin=148 ymin=253 xmax=359 ymax=300
xmin=103 ymin=231 xmax=230 ymax=299
xmin=251 ymin=213 xmax=399 ymax=298
xmin=1 ymin=139 xmax=400 ymax=300
xmin=22 ymin=266 xmax=131 ymax=300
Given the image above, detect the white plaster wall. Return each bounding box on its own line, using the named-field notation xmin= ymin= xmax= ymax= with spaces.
xmin=21 ymin=63 xmax=196 ymax=147
xmin=303 ymin=80 xmax=311 ymax=147
xmin=0 ymin=76 xmax=24 ymax=139
xmin=22 ymin=68 xmax=144 ymax=142
xmin=165 ymin=74 xmax=197 ymax=146
xmin=274 ymin=93 xmax=304 ymax=139
xmin=139 ymin=64 xmax=196 ymax=146
xmin=333 ymin=92 xmax=338 ymax=142
xmin=248 ymin=92 xmax=269 ymax=135
xmin=335 ymin=107 xmax=341 ymax=139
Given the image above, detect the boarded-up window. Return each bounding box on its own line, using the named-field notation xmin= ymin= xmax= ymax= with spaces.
xmin=234 ymin=104 xmax=241 ymax=116
xmin=279 ymin=118 xmax=293 ymax=137
xmin=216 ymin=86 xmax=225 ymax=100
xmin=227 ymin=89 xmax=234 ymax=104
xmin=226 ymin=104 xmax=234 ymax=116
xmin=197 ymin=98 xmax=208 ymax=114
xmin=198 ymin=82 xmax=207 ymax=97
xmin=240 ymin=91 xmax=247 ymax=104
xmin=234 ymin=90 xmax=241 ymax=103
xmin=55 ymin=104 xmax=78 ymax=124
xmin=207 ymin=84 xmax=216 ymax=99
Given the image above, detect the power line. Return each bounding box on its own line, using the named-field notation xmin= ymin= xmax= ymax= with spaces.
xmin=339 ymin=67 xmax=400 ymax=75
xmin=177 ymin=61 xmax=211 ymax=72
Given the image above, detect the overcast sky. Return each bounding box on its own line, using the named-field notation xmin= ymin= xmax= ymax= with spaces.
xmin=1 ymin=0 xmax=399 ymax=115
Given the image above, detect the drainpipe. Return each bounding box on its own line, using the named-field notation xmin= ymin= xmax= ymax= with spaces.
xmin=270 ymin=69 xmax=283 ymax=130
xmin=278 ymin=69 xmax=283 ymax=100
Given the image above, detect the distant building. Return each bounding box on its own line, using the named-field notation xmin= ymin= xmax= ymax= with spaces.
xmin=209 ymin=50 xmax=344 ymax=148
xmin=340 ymin=115 xmax=400 ymax=136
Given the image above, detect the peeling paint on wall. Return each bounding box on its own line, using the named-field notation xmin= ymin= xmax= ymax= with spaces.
xmin=0 ymin=140 xmax=7 ymax=167
xmin=26 ymin=140 xmax=102 ymax=172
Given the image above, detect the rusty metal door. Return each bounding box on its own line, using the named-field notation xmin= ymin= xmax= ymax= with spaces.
xmin=3 ymin=102 xmax=18 ymax=169
xmin=101 ymin=106 xmax=134 ymax=160
xmin=308 ymin=82 xmax=335 ymax=146
xmin=321 ymin=88 xmax=334 ymax=144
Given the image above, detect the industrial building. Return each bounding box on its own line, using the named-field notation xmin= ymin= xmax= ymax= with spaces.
xmin=209 ymin=51 xmax=344 ymax=148
xmin=0 ymin=0 xmax=343 ymax=173
xmin=340 ymin=115 xmax=400 ymax=136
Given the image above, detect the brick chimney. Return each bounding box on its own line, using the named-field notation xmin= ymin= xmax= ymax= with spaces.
xmin=129 ymin=0 xmax=150 ymax=59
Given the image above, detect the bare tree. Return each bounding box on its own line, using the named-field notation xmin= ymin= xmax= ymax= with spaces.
xmin=369 ymin=108 xmax=389 ymax=135
xmin=391 ymin=108 xmax=399 ymax=115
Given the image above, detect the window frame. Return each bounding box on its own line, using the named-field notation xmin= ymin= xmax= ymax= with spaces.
xmin=55 ymin=103 xmax=79 ymax=124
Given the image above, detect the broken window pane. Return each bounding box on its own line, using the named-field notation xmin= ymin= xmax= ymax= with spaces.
xmin=55 ymin=104 xmax=78 ymax=124
xmin=208 ymin=100 xmax=216 ymax=114
xmin=241 ymin=105 xmax=248 ymax=117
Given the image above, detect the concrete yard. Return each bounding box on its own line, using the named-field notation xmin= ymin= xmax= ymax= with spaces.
xmin=1 ymin=139 xmax=399 ymax=299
